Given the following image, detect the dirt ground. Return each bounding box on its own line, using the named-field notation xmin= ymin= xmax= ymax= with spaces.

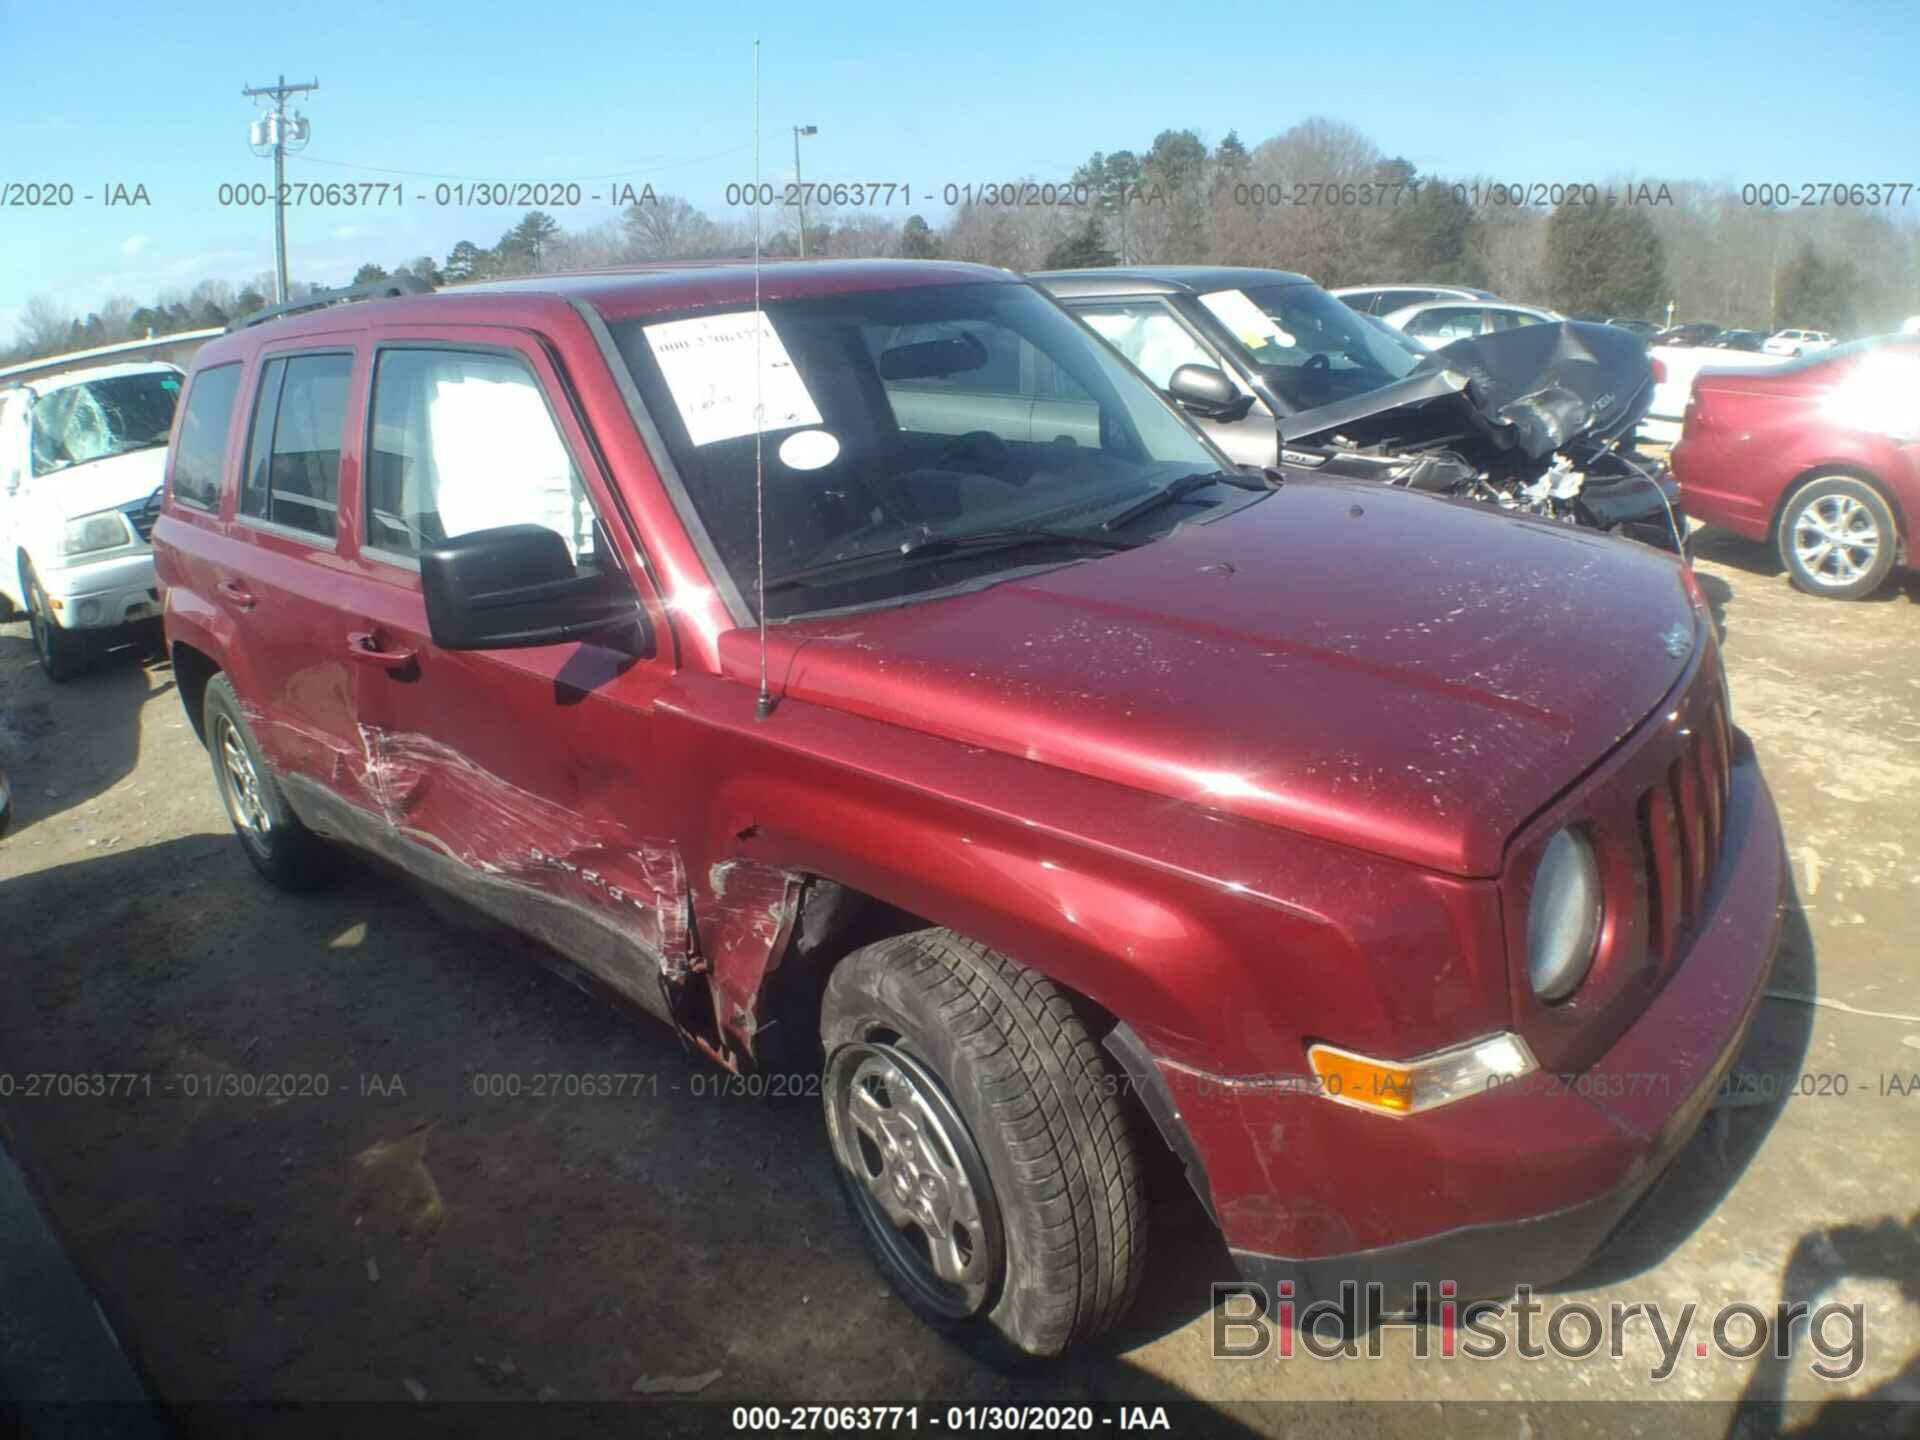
xmin=1 ymin=524 xmax=1917 ymax=1437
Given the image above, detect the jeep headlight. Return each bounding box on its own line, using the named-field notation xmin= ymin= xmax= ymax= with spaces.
xmin=58 ymin=511 xmax=133 ymax=558
xmin=1527 ymin=828 xmax=1601 ymax=1001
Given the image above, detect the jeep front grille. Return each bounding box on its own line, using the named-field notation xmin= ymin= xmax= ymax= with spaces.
xmin=1637 ymin=694 xmax=1733 ymax=968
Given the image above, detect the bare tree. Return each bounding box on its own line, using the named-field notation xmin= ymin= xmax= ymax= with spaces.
xmin=622 ymin=193 xmax=722 ymax=260
xmin=15 ymin=295 xmax=74 ymax=356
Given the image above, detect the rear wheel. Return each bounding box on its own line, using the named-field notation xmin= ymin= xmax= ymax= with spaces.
xmin=202 ymin=674 xmax=337 ymax=891
xmin=23 ymin=564 xmax=87 ymax=683
xmin=820 ymin=930 xmax=1146 ymax=1363
xmin=1777 ymin=476 xmax=1898 ymax=600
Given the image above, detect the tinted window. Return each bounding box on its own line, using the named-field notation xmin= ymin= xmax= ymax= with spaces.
xmin=863 ymin=315 xmax=1042 ymax=443
xmin=1406 ymin=306 xmax=1485 ymax=343
xmin=607 ymin=282 xmax=1224 ymax=620
xmin=366 ymin=348 xmax=595 ymax=564
xmin=1072 ymin=302 xmax=1223 ymax=389
xmin=1201 ymin=284 xmax=1421 ymax=410
xmin=170 ymin=365 xmax=241 ymax=510
xmin=242 ymin=353 xmax=351 ymax=537
xmin=1376 ymin=289 xmax=1442 ymax=313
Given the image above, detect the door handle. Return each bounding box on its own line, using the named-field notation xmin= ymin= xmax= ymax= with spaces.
xmin=216 ymin=578 xmax=256 ymax=610
xmin=346 ymin=631 xmax=418 ymax=668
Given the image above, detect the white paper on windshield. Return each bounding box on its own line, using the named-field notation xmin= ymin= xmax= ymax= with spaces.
xmin=643 ymin=310 xmax=822 ymax=446
xmin=1199 ymin=289 xmax=1295 ymax=350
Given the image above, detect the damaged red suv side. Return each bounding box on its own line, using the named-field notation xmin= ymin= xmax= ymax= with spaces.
xmin=154 ymin=263 xmax=1785 ymax=1361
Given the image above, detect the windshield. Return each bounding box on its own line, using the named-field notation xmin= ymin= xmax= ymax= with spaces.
xmin=608 ymin=281 xmax=1231 ymax=620
xmin=29 ymin=371 xmax=181 ymax=478
xmin=1197 ymin=284 xmax=1423 ymax=411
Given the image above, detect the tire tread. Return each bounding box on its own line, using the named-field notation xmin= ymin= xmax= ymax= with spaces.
xmin=826 ymin=929 xmax=1146 ymax=1357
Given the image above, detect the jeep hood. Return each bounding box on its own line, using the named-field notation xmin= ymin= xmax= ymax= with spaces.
xmin=726 ymin=480 xmax=1697 ymax=877
xmin=1281 ymin=320 xmax=1656 ymax=462
xmin=27 ymin=447 xmax=167 ymax=523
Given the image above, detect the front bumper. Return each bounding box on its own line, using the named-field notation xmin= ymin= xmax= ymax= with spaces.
xmin=38 ymin=550 xmax=160 ymax=630
xmin=1144 ymin=739 xmax=1784 ymax=1310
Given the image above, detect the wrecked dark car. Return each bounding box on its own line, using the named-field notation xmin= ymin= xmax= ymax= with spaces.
xmin=1036 ymin=266 xmax=1685 ymax=551
xmin=156 ymin=261 xmax=1782 ymax=1363
xmin=1280 ymin=320 xmax=1687 ymax=551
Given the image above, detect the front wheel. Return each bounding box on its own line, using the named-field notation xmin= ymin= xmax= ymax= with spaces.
xmin=820 ymin=930 xmax=1146 ymax=1363
xmin=23 ymin=565 xmax=87 ymax=683
xmin=1777 ymin=476 xmax=1898 ymax=600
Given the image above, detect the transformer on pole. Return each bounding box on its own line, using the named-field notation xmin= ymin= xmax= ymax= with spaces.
xmin=242 ymin=75 xmax=319 ymax=304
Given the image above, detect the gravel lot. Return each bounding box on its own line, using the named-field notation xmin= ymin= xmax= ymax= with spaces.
xmin=1 ymin=526 xmax=1916 ymax=1436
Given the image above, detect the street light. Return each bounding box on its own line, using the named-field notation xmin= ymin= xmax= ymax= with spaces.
xmin=793 ymin=124 xmax=818 ymax=257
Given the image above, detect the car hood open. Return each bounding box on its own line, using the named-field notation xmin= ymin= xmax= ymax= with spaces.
xmin=726 ymin=479 xmax=1697 ymax=877
xmin=1280 ymin=321 xmax=1657 ymax=463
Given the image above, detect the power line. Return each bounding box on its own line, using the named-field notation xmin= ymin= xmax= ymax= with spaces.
xmin=283 ymin=143 xmax=755 ymax=185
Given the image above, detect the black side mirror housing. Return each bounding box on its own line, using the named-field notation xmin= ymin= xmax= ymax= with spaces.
xmin=421 ymin=524 xmax=650 ymax=654
xmin=1167 ymin=364 xmax=1256 ymax=422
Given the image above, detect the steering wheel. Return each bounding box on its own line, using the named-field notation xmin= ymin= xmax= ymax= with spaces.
xmin=930 ymin=429 xmax=1011 ymax=473
xmin=1302 ymin=353 xmax=1331 ymax=373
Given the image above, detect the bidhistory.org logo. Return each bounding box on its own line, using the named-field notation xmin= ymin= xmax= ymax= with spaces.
xmin=1213 ymin=1281 xmax=1866 ymax=1383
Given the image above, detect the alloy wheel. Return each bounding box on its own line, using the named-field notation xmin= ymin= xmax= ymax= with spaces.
xmin=1791 ymin=493 xmax=1881 ymax=589
xmin=214 ymin=715 xmax=273 ymax=854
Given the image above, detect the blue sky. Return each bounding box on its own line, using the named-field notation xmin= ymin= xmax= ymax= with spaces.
xmin=4 ymin=0 xmax=1917 ymax=337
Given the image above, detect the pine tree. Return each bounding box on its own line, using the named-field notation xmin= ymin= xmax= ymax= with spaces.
xmin=899 ymin=215 xmax=941 ymax=259
xmin=443 ymin=241 xmax=486 ymax=283
xmin=1044 ymin=217 xmax=1117 ymax=270
xmin=1544 ymin=199 xmax=1666 ymax=317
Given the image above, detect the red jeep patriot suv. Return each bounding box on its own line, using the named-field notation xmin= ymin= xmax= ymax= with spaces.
xmin=155 ymin=262 xmax=1785 ymax=1361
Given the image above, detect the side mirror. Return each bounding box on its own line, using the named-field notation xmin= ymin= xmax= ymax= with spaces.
xmin=421 ymin=524 xmax=650 ymax=654
xmin=1166 ymin=364 xmax=1255 ymax=422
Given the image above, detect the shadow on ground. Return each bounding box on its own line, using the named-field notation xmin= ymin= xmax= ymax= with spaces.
xmin=0 ymin=624 xmax=168 ymax=840
xmin=1690 ymin=528 xmax=1920 ymax=606
xmin=0 ymin=833 xmax=1260 ymax=1416
xmin=1554 ymin=871 xmax=1816 ymax=1294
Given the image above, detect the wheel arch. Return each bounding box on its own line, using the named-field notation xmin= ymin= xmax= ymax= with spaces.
xmin=757 ymin=872 xmax=1138 ymax=1065
xmin=775 ymin=875 xmax=1205 ymax=1219
xmin=169 ymin=639 xmax=222 ymax=744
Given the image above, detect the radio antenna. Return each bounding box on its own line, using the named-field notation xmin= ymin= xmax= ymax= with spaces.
xmin=752 ymin=38 xmax=776 ymax=722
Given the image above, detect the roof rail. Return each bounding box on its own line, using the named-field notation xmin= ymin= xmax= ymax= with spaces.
xmin=226 ymin=275 xmax=434 ymax=333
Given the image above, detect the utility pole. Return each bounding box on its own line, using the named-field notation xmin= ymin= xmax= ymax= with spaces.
xmin=792 ymin=125 xmax=817 ymax=257
xmin=243 ymin=75 xmax=318 ymax=304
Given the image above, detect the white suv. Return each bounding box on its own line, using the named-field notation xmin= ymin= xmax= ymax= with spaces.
xmin=0 ymin=361 xmax=181 ymax=680
xmin=1763 ymin=328 xmax=1835 ymax=357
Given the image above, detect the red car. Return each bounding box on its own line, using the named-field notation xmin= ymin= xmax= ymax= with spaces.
xmin=1673 ymin=336 xmax=1920 ymax=599
xmin=154 ymin=263 xmax=1784 ymax=1361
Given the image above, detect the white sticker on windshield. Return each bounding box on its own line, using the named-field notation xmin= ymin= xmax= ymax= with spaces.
xmin=778 ymin=428 xmax=840 ymax=471
xmin=1199 ymin=289 xmax=1294 ymax=350
xmin=643 ymin=310 xmax=823 ymax=446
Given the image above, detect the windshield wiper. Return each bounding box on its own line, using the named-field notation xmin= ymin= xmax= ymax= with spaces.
xmin=1099 ymin=469 xmax=1268 ymax=532
xmin=763 ymin=525 xmax=1139 ymax=594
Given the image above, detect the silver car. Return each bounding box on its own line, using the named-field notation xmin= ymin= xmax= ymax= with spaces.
xmin=1380 ymin=299 xmax=1561 ymax=349
xmin=1035 ymin=266 xmax=1428 ymax=466
xmin=1333 ymin=283 xmax=1501 ymax=315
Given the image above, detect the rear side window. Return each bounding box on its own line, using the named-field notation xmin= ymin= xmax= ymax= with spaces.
xmin=242 ymin=352 xmax=352 ymax=538
xmin=365 ymin=348 xmax=594 ymax=564
xmin=171 ymin=364 xmax=243 ymax=510
xmin=1072 ymin=302 xmax=1223 ymax=390
xmin=1375 ymin=290 xmax=1439 ymax=314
